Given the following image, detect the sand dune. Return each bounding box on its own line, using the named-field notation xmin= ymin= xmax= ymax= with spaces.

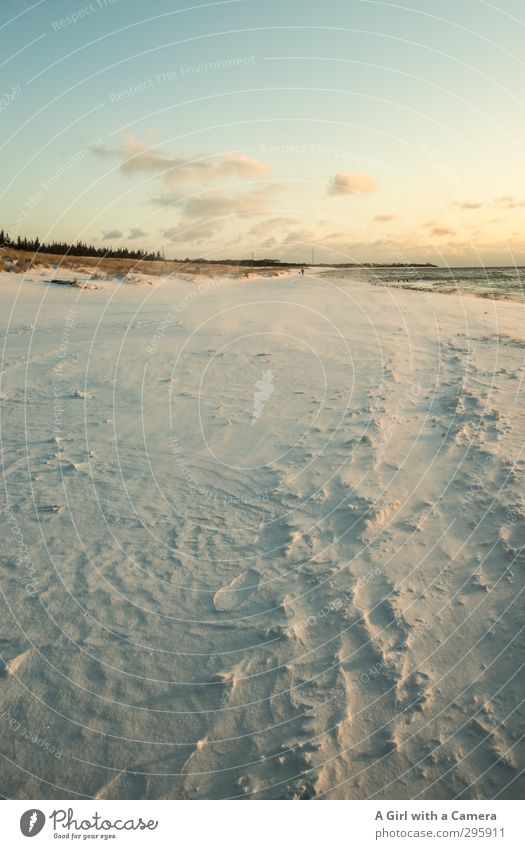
xmin=0 ymin=265 xmax=523 ymax=799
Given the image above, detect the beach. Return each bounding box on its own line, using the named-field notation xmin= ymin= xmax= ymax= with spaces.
xmin=0 ymin=265 xmax=523 ymax=800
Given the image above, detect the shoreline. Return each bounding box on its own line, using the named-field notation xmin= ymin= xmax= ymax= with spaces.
xmin=2 ymin=247 xmax=525 ymax=304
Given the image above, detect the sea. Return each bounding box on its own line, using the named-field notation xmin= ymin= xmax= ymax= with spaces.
xmin=320 ymin=266 xmax=525 ymax=301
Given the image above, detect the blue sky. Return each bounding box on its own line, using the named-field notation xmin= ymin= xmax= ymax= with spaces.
xmin=2 ymin=0 xmax=524 ymax=264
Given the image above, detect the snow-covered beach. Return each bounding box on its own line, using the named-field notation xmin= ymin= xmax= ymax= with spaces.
xmin=1 ymin=266 xmax=523 ymax=799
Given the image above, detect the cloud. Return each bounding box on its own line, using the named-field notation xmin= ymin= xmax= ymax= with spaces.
xmin=152 ymin=183 xmax=288 ymax=219
xmin=255 ymin=226 xmax=316 ymax=247
xmin=102 ymin=229 xmax=123 ymax=240
xmin=494 ymin=196 xmax=525 ymax=209
xmin=431 ymin=227 xmax=456 ymax=237
xmin=452 ymin=201 xmax=483 ymax=210
xmin=327 ymin=171 xmax=377 ymax=195
xmin=248 ymin=217 xmax=300 ymax=236
xmin=95 ymin=137 xmax=270 ymax=185
xmin=283 ymin=229 xmax=315 ymax=243
xmin=163 ymin=220 xmax=225 ymax=243
xmin=374 ymin=213 xmax=396 ymax=222
xmin=157 ymin=185 xmax=290 ymax=244
xmin=127 ymin=227 xmax=148 ymax=239
xmin=421 ymin=221 xmax=455 ymax=236
xmin=247 ymin=222 xmax=316 ymax=248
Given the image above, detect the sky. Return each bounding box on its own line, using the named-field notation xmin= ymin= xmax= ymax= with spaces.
xmin=1 ymin=0 xmax=524 ymax=265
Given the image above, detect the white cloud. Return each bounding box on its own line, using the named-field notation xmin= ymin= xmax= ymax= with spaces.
xmin=163 ymin=221 xmax=225 ymax=243
xmin=155 ymin=185 xmax=290 ymax=245
xmin=494 ymin=196 xmax=525 ymax=209
xmin=327 ymin=171 xmax=377 ymax=195
xmin=95 ymin=137 xmax=270 ymax=186
xmin=431 ymin=227 xmax=456 ymax=237
xmin=127 ymin=227 xmax=148 ymax=239
xmin=421 ymin=221 xmax=456 ymax=237
xmin=452 ymin=201 xmax=483 ymax=210
xmin=283 ymin=228 xmax=315 ymax=244
xmin=152 ymin=184 xmax=289 ymax=228
xmin=248 ymin=217 xmax=299 ymax=236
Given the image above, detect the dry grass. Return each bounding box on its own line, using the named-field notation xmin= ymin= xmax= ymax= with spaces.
xmin=0 ymin=247 xmax=293 ymax=279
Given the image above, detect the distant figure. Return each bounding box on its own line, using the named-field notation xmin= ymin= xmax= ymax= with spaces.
xmin=300 ymin=267 xmax=305 ymax=276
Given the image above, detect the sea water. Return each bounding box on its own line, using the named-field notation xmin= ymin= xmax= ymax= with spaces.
xmin=321 ymin=266 xmax=525 ymax=301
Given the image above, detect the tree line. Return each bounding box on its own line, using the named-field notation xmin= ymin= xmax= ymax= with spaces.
xmin=0 ymin=230 xmax=164 ymax=262
xmin=0 ymin=230 xmax=293 ymax=265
